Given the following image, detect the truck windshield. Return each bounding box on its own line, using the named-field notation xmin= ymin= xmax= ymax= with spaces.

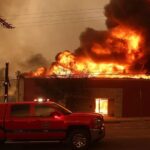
xmin=51 ymin=103 xmax=72 ymax=115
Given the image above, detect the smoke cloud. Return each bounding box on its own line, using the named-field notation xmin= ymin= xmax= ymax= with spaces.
xmin=19 ymin=53 xmax=49 ymax=72
xmin=105 ymin=0 xmax=150 ymax=30
xmin=0 ymin=0 xmax=54 ymax=77
xmin=105 ymin=0 xmax=150 ymax=71
xmin=0 ymin=0 xmax=108 ymax=77
xmin=74 ymin=0 xmax=150 ymax=72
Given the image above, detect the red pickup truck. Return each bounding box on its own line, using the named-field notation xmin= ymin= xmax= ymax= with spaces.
xmin=0 ymin=101 xmax=105 ymax=150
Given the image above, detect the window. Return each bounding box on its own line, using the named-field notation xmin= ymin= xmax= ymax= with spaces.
xmin=11 ymin=104 xmax=30 ymax=117
xmin=95 ymin=98 xmax=108 ymax=115
xmin=51 ymin=103 xmax=72 ymax=115
xmin=34 ymin=104 xmax=55 ymax=117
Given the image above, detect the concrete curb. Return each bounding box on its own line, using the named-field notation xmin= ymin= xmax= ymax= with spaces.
xmin=104 ymin=117 xmax=150 ymax=123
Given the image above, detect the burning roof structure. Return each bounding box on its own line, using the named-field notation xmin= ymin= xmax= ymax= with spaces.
xmin=22 ymin=0 xmax=150 ymax=79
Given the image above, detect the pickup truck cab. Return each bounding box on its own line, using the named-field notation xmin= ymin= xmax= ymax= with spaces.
xmin=0 ymin=101 xmax=105 ymax=150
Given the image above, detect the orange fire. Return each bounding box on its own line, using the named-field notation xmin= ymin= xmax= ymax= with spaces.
xmin=95 ymin=98 xmax=108 ymax=115
xmin=109 ymin=26 xmax=143 ymax=63
xmin=25 ymin=26 xmax=150 ymax=79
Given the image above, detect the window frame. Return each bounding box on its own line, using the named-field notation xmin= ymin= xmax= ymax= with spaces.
xmin=10 ymin=104 xmax=31 ymax=118
xmin=33 ymin=103 xmax=59 ymax=117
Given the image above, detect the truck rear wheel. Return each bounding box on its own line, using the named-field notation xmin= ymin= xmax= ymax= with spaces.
xmin=68 ymin=129 xmax=90 ymax=150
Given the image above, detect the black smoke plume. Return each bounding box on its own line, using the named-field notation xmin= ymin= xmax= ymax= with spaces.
xmin=20 ymin=53 xmax=49 ymax=71
xmin=75 ymin=0 xmax=150 ymax=72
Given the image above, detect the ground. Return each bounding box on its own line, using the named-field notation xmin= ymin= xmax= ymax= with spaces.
xmin=1 ymin=118 xmax=150 ymax=150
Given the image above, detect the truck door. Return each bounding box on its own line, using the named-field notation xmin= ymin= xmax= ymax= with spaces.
xmin=5 ymin=103 xmax=66 ymax=140
xmin=30 ymin=103 xmax=65 ymax=140
xmin=5 ymin=103 xmax=34 ymax=140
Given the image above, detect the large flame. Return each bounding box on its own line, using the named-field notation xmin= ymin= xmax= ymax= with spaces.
xmin=22 ymin=0 xmax=150 ymax=80
xmin=24 ymin=25 xmax=150 ymax=79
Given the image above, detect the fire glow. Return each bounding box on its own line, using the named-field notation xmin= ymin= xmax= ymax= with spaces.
xmin=23 ymin=0 xmax=150 ymax=79
xmin=25 ymin=26 xmax=150 ymax=79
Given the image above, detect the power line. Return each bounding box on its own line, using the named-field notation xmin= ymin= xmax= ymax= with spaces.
xmin=20 ymin=0 xmax=107 ymax=13
xmin=16 ymin=16 xmax=106 ymax=28
xmin=16 ymin=18 xmax=106 ymax=28
xmin=8 ymin=10 xmax=104 ymax=22
xmin=10 ymin=13 xmax=105 ymax=24
xmin=15 ymin=15 xmax=105 ymax=25
xmin=3 ymin=8 xmax=104 ymax=18
xmin=1 ymin=8 xmax=106 ymax=28
xmin=5 ymin=9 xmax=105 ymax=26
xmin=9 ymin=10 xmax=106 ymax=27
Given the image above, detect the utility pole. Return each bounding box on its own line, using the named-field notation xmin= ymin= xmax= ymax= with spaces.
xmin=0 ymin=18 xmax=14 ymax=102
xmin=4 ymin=63 xmax=10 ymax=103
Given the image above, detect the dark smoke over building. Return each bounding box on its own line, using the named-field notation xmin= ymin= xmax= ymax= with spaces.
xmin=75 ymin=0 xmax=150 ymax=72
xmin=23 ymin=0 xmax=150 ymax=77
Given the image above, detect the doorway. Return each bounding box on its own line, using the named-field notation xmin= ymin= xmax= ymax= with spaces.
xmin=95 ymin=98 xmax=108 ymax=115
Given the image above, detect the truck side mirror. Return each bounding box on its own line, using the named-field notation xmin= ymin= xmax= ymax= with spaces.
xmin=50 ymin=111 xmax=61 ymax=118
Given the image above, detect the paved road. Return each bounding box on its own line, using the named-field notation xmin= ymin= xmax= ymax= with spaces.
xmin=1 ymin=120 xmax=150 ymax=150
xmin=97 ymin=120 xmax=150 ymax=150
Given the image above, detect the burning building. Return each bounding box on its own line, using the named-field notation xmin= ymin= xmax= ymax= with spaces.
xmin=17 ymin=77 xmax=150 ymax=117
xmin=17 ymin=0 xmax=150 ymax=117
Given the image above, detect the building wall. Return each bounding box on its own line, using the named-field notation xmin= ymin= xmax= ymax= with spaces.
xmin=141 ymin=88 xmax=150 ymax=116
xmin=123 ymin=87 xmax=150 ymax=117
xmin=90 ymin=88 xmax=122 ymax=117
xmin=66 ymin=96 xmax=94 ymax=113
xmin=56 ymin=88 xmax=122 ymax=117
xmin=123 ymin=88 xmax=141 ymax=117
xmin=16 ymin=78 xmax=24 ymax=101
xmin=17 ymin=77 xmax=150 ymax=117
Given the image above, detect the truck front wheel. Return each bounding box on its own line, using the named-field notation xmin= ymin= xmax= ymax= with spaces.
xmin=68 ymin=129 xmax=90 ymax=150
xmin=0 ymin=139 xmax=5 ymax=145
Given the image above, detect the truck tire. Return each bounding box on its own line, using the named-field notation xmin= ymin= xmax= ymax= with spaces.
xmin=0 ymin=128 xmax=5 ymax=145
xmin=68 ymin=129 xmax=90 ymax=150
xmin=0 ymin=139 xmax=5 ymax=145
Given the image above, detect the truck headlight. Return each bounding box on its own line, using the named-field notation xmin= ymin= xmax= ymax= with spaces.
xmin=93 ymin=118 xmax=102 ymax=129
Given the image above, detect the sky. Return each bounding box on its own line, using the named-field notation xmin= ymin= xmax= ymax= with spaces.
xmin=0 ymin=0 xmax=109 ymax=78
